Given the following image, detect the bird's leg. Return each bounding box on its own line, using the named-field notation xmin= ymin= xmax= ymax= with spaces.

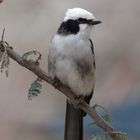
xmin=52 ymin=77 xmax=61 ymax=88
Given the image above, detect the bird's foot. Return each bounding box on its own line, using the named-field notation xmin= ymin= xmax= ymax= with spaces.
xmin=73 ymin=95 xmax=87 ymax=116
xmin=73 ymin=95 xmax=85 ymax=109
xmin=52 ymin=77 xmax=60 ymax=88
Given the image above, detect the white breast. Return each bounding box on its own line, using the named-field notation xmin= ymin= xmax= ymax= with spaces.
xmin=51 ymin=34 xmax=95 ymax=95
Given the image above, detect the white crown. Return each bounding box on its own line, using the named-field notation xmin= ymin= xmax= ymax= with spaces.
xmin=64 ymin=8 xmax=95 ymax=21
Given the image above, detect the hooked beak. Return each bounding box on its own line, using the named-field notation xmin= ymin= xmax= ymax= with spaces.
xmin=89 ymin=19 xmax=102 ymax=25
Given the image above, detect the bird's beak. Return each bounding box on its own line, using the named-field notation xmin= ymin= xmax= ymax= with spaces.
xmin=90 ymin=19 xmax=102 ymax=25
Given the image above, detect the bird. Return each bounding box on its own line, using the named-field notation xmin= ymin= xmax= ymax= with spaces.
xmin=48 ymin=8 xmax=101 ymax=140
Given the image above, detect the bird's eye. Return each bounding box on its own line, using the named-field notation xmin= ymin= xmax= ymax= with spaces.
xmin=77 ymin=18 xmax=84 ymax=23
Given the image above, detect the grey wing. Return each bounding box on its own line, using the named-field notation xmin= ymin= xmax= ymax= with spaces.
xmin=89 ymin=38 xmax=96 ymax=69
xmin=83 ymin=39 xmax=95 ymax=109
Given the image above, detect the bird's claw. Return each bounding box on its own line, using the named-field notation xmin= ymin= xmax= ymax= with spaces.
xmin=52 ymin=77 xmax=60 ymax=88
xmin=73 ymin=95 xmax=85 ymax=109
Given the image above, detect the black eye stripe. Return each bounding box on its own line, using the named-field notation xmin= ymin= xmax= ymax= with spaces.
xmin=57 ymin=18 xmax=93 ymax=35
xmin=77 ymin=18 xmax=92 ymax=24
xmin=57 ymin=19 xmax=79 ymax=35
xmin=77 ymin=18 xmax=84 ymax=22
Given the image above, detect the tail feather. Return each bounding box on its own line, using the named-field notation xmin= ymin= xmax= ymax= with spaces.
xmin=64 ymin=100 xmax=83 ymax=140
xmin=64 ymin=91 xmax=93 ymax=140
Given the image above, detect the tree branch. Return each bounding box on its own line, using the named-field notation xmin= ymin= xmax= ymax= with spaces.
xmin=0 ymin=0 xmax=4 ymax=4
xmin=1 ymin=44 xmax=124 ymax=140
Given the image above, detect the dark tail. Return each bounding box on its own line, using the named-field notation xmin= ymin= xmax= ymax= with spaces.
xmin=64 ymin=100 xmax=83 ymax=140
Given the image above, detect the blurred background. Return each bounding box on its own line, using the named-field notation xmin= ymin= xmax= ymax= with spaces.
xmin=0 ymin=0 xmax=140 ymax=140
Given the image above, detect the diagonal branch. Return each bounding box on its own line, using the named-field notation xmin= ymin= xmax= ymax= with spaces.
xmin=1 ymin=45 xmax=123 ymax=140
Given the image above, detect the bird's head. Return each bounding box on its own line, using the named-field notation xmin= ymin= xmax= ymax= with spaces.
xmin=57 ymin=8 xmax=101 ymax=38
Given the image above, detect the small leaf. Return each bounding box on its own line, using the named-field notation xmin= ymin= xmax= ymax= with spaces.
xmin=0 ymin=29 xmax=10 ymax=77
xmin=28 ymin=77 xmax=43 ymax=100
xmin=102 ymin=114 xmax=111 ymax=122
xmin=91 ymin=134 xmax=109 ymax=140
xmin=89 ymin=105 xmax=111 ymax=126
xmin=22 ymin=50 xmax=41 ymax=64
xmin=0 ymin=45 xmax=10 ymax=76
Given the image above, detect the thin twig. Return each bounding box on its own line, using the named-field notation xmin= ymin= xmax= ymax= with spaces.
xmin=2 ymin=28 xmax=5 ymax=42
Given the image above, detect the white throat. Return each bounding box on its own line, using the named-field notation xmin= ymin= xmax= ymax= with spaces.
xmin=78 ymin=24 xmax=93 ymax=39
